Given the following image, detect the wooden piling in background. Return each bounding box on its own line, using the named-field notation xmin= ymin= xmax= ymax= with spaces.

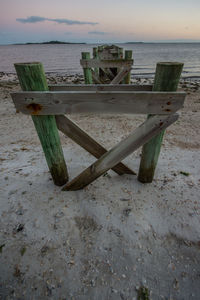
xmin=123 ymin=50 xmax=132 ymax=84
xmin=81 ymin=52 xmax=93 ymax=84
xmin=138 ymin=62 xmax=184 ymax=183
xmin=93 ymin=47 xmax=99 ymax=76
xmin=14 ymin=62 xmax=68 ymax=186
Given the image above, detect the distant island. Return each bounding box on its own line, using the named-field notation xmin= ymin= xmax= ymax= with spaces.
xmin=14 ymin=40 xmax=86 ymax=45
xmin=125 ymin=42 xmax=144 ymax=44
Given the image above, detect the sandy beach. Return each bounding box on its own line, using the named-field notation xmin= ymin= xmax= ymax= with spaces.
xmin=0 ymin=72 xmax=200 ymax=299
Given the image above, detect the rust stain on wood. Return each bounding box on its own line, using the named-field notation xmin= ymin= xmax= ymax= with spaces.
xmin=167 ymin=101 xmax=171 ymax=105
xmin=26 ymin=103 xmax=42 ymax=115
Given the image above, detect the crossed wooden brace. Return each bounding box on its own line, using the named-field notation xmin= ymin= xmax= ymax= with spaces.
xmin=80 ymin=58 xmax=133 ymax=84
xmin=11 ymin=84 xmax=186 ymax=190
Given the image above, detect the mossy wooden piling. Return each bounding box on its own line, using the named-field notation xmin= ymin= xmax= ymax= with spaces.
xmin=81 ymin=52 xmax=93 ymax=84
xmin=14 ymin=62 xmax=68 ymax=186
xmin=138 ymin=62 xmax=184 ymax=183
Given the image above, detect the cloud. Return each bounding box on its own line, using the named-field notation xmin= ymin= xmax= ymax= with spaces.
xmin=88 ymin=31 xmax=108 ymax=35
xmin=16 ymin=16 xmax=47 ymax=23
xmin=16 ymin=16 xmax=98 ymax=26
xmin=50 ymin=18 xmax=98 ymax=25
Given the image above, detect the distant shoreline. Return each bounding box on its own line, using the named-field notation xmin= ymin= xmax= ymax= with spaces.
xmin=12 ymin=41 xmax=87 ymax=45
xmin=0 ymin=41 xmax=200 ymax=46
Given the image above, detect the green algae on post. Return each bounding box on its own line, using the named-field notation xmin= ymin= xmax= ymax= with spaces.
xmin=81 ymin=52 xmax=93 ymax=84
xmin=138 ymin=62 xmax=184 ymax=183
xmin=14 ymin=62 xmax=68 ymax=186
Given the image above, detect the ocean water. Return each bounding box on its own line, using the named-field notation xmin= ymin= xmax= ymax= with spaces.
xmin=0 ymin=43 xmax=200 ymax=78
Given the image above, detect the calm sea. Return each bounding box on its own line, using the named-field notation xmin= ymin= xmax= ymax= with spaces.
xmin=0 ymin=43 xmax=200 ymax=78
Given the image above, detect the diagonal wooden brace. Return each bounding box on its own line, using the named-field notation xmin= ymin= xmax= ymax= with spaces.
xmin=110 ymin=67 xmax=132 ymax=84
xmin=56 ymin=115 xmax=136 ymax=176
xmin=99 ymin=67 xmax=115 ymax=80
xmin=63 ymin=113 xmax=178 ymax=191
xmin=91 ymin=69 xmax=104 ymax=84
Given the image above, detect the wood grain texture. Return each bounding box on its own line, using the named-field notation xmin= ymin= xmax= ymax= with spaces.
xmin=14 ymin=62 xmax=68 ymax=186
xmin=11 ymin=91 xmax=185 ymax=115
xmin=56 ymin=115 xmax=136 ymax=175
xmin=138 ymin=62 xmax=184 ymax=183
xmin=63 ymin=113 xmax=179 ymax=190
xmin=80 ymin=59 xmax=133 ymax=69
xmin=49 ymin=84 xmax=153 ymax=91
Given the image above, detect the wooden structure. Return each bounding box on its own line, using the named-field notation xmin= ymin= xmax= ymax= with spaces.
xmin=80 ymin=45 xmax=133 ymax=85
xmin=11 ymin=61 xmax=185 ymax=191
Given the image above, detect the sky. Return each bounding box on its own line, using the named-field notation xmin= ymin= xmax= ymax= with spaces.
xmin=0 ymin=0 xmax=200 ymax=44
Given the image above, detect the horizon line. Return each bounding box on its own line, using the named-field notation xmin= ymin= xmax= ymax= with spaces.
xmin=1 ymin=40 xmax=200 ymax=46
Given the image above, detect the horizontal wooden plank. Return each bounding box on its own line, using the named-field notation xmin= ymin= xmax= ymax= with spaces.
xmin=63 ymin=113 xmax=179 ymax=190
xmin=49 ymin=84 xmax=153 ymax=91
xmin=80 ymin=59 xmax=133 ymax=69
xmin=11 ymin=91 xmax=186 ymax=115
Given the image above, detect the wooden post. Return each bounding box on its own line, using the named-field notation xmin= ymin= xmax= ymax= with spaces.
xmin=138 ymin=62 xmax=183 ymax=183
xmin=123 ymin=50 xmax=132 ymax=84
xmin=117 ymin=47 xmax=124 ymax=79
xmin=14 ymin=62 xmax=68 ymax=186
xmin=93 ymin=47 xmax=99 ymax=76
xmin=81 ymin=52 xmax=93 ymax=84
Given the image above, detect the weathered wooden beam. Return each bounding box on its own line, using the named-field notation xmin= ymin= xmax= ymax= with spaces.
xmin=123 ymin=50 xmax=133 ymax=84
xmin=14 ymin=62 xmax=68 ymax=186
xmin=91 ymin=69 xmax=104 ymax=84
xmin=62 ymin=113 xmax=179 ymax=190
xmin=49 ymin=84 xmax=153 ymax=91
xmin=56 ymin=115 xmax=136 ymax=175
xmin=99 ymin=67 xmax=115 ymax=81
xmin=110 ymin=67 xmax=132 ymax=84
xmin=138 ymin=62 xmax=184 ymax=183
xmin=80 ymin=59 xmax=133 ymax=69
xmin=11 ymin=91 xmax=186 ymax=115
xmin=81 ymin=52 xmax=93 ymax=84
